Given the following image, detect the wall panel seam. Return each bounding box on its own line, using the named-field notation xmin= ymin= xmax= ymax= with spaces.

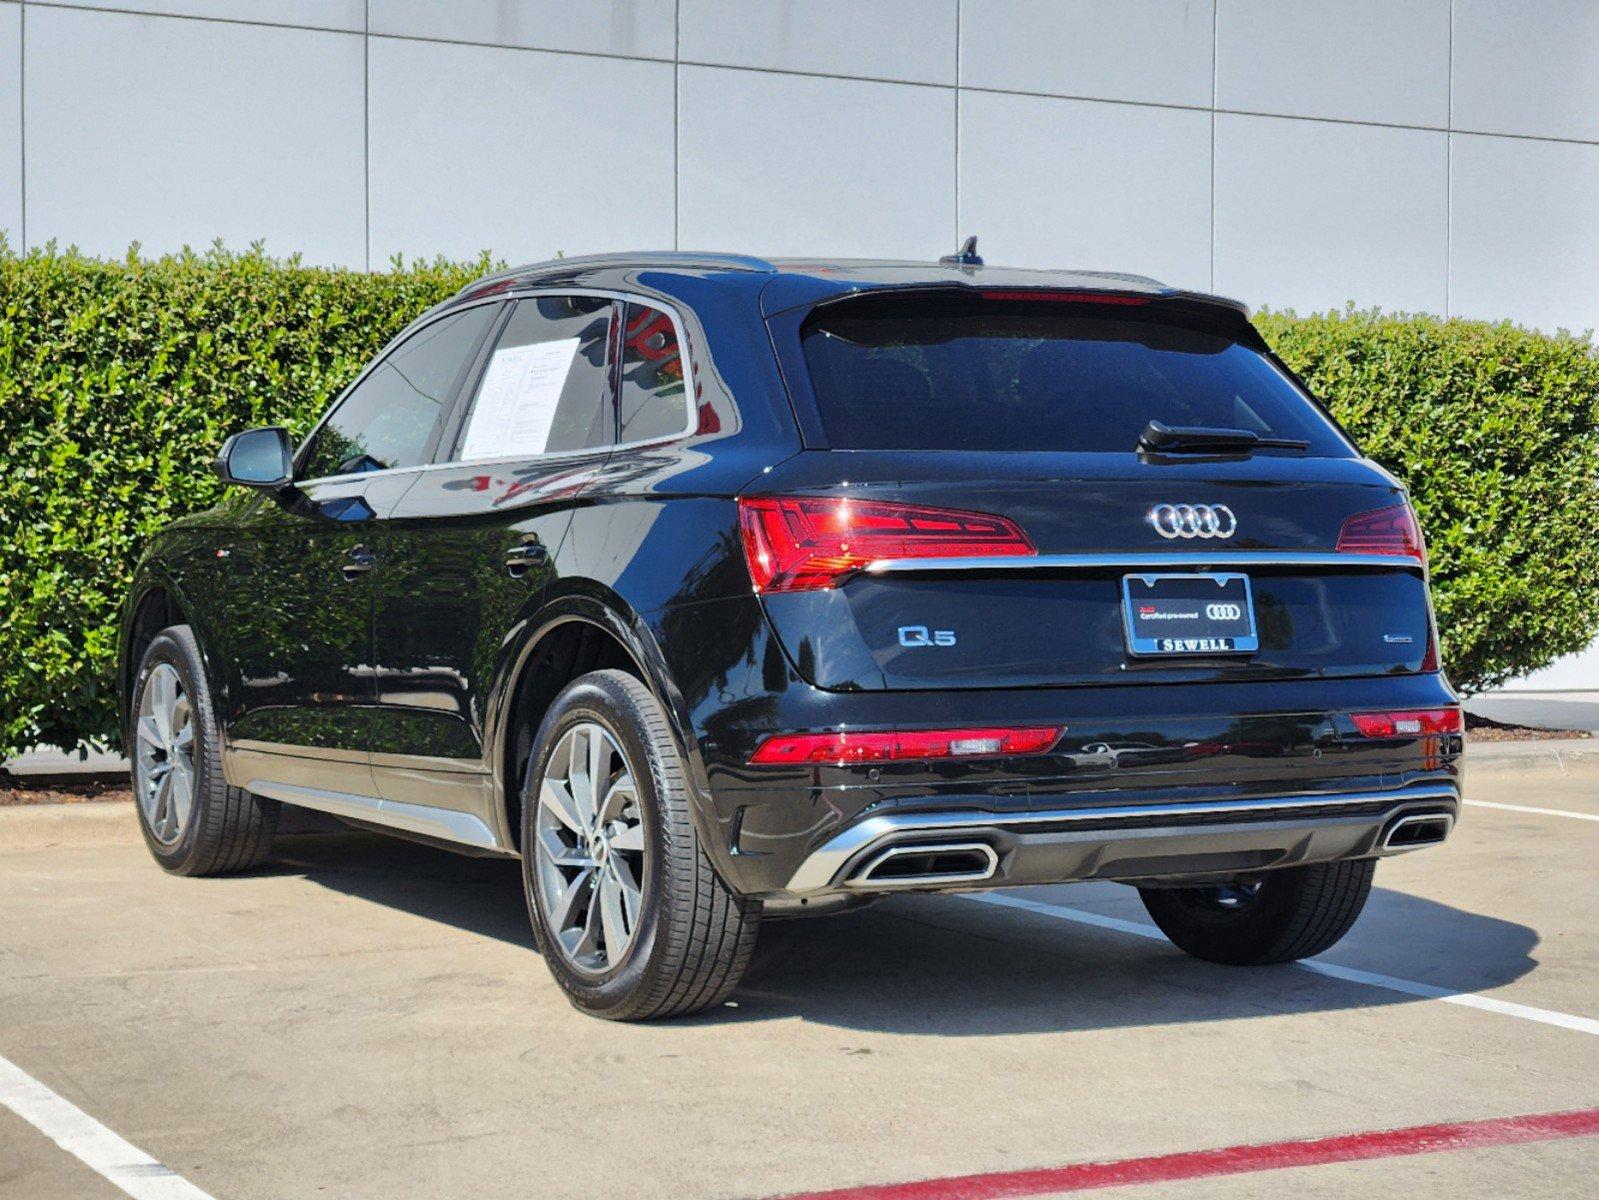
xmin=363 ymin=0 xmax=369 ymax=271
xmin=953 ymin=0 xmax=961 ymax=246
xmin=16 ymin=0 xmax=23 ymax=249
xmin=671 ymin=58 xmax=1599 ymax=150
xmin=673 ymin=0 xmax=680 ymax=251
xmin=1209 ymin=0 xmax=1218 ymax=291
xmin=1445 ymin=0 xmax=1454 ymax=316
xmin=366 ymin=27 xmax=670 ymax=66
xmin=673 ymin=55 xmax=1599 ymax=151
xmin=23 ymin=0 xmax=360 ymax=36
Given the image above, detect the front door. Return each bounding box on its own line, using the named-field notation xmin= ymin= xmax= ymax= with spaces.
xmin=218 ymin=301 xmax=502 ymax=799
xmin=215 ymin=475 xmax=406 ymax=797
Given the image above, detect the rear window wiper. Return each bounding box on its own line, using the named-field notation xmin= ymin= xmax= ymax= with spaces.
xmin=1139 ymin=419 xmax=1309 ymax=454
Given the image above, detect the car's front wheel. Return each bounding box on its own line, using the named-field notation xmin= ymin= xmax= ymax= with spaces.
xmin=1138 ymin=859 xmax=1375 ymax=965
xmin=521 ymin=669 xmax=759 ymax=1020
xmin=130 ymin=624 xmax=278 ymax=875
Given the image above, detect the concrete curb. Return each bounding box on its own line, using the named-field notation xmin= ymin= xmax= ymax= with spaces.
xmin=1 ymin=747 xmax=128 ymax=777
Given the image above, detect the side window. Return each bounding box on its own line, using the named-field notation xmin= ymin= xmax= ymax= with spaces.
xmin=619 ymin=303 xmax=690 ymax=444
xmin=453 ymin=295 xmax=615 ymax=460
xmin=300 ymin=305 xmax=497 ymax=479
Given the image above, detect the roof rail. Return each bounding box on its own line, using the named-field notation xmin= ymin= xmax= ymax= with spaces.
xmin=454 ymin=251 xmax=779 ymax=298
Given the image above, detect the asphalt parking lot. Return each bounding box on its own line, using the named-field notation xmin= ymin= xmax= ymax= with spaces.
xmin=2 ymin=742 xmax=1596 ymax=1200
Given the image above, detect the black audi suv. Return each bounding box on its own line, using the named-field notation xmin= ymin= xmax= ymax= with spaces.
xmin=119 ymin=249 xmax=1463 ymax=1019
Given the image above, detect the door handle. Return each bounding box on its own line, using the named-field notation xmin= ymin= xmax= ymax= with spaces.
xmin=505 ymin=541 xmax=548 ymax=577
xmin=341 ymin=544 xmax=377 ymax=579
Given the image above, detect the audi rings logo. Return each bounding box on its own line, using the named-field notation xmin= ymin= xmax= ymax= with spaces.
xmin=1148 ymin=503 xmax=1237 ymax=540
xmin=1206 ymin=603 xmax=1243 ymax=621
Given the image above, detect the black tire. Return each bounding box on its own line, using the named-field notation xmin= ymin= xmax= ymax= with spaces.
xmin=520 ymin=669 xmax=759 ymax=1020
xmin=1138 ymin=859 xmax=1376 ymax=965
xmin=129 ymin=625 xmax=279 ymax=876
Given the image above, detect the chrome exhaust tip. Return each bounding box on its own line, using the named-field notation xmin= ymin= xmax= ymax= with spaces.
xmin=845 ymin=842 xmax=1000 ymax=889
xmin=1381 ymin=812 xmax=1454 ymax=852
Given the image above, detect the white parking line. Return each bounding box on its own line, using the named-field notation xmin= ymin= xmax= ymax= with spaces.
xmin=1466 ymin=799 xmax=1599 ymax=823
xmin=957 ymin=892 xmax=1599 ymax=1036
xmin=0 ymin=1053 xmax=214 ymax=1200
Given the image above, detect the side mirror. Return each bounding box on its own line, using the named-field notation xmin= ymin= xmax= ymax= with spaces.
xmin=214 ymin=426 xmax=294 ymax=490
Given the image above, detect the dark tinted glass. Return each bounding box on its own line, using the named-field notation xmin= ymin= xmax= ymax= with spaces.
xmin=618 ymin=303 xmax=689 ymax=444
xmin=452 ymin=295 xmax=614 ymax=459
xmin=301 ymin=305 xmax=496 ymax=478
xmin=800 ymin=294 xmax=1351 ymax=456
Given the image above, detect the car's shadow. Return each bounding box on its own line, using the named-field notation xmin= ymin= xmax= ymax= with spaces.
xmin=266 ymin=830 xmax=1541 ymax=1035
xmin=267 ymin=829 xmax=539 ymax=947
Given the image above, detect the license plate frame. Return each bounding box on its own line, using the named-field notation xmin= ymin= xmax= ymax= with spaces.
xmin=1121 ymin=572 xmax=1259 ymax=657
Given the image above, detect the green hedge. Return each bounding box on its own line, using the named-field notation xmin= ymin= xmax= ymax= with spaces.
xmin=1259 ymin=307 xmax=1599 ymax=695
xmin=0 ymin=244 xmax=490 ymax=756
xmin=1 ymin=247 xmax=1596 ymax=755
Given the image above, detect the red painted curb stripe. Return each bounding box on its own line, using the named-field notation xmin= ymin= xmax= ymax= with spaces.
xmin=771 ymin=1107 xmax=1599 ymax=1200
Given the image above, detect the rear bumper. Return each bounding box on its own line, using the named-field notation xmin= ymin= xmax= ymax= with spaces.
xmin=778 ymin=783 xmax=1460 ymax=900
xmin=647 ymin=599 xmax=1464 ymax=896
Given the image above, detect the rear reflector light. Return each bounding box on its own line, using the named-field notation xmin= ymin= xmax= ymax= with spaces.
xmin=1350 ymin=709 xmax=1463 ymax=738
xmin=1337 ymin=503 xmax=1427 ymax=566
xmin=749 ymin=726 xmax=1062 ymax=765
xmin=738 ymin=497 xmax=1034 ymax=593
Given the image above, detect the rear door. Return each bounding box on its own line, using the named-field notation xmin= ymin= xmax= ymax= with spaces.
xmin=371 ymin=293 xmax=619 ymax=824
xmin=751 ymin=289 xmax=1435 ymax=692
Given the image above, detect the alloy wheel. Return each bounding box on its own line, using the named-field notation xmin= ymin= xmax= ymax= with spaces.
xmin=134 ymin=662 xmax=197 ymax=845
xmin=533 ymin=721 xmax=647 ymax=976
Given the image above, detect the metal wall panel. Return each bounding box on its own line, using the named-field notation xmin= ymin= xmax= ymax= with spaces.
xmin=23 ymin=4 xmax=365 ymax=264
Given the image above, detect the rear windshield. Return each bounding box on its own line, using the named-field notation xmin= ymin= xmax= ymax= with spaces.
xmin=799 ymin=292 xmax=1352 ymax=456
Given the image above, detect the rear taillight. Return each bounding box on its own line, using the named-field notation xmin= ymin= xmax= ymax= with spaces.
xmin=738 ymin=497 xmax=1034 ymax=593
xmin=1350 ymin=709 xmax=1463 ymax=738
xmin=749 ymin=726 xmax=1062 ymax=765
xmin=1337 ymin=502 xmax=1427 ymax=566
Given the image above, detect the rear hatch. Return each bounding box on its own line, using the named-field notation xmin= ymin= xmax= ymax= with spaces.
xmin=747 ymin=287 xmax=1435 ymax=692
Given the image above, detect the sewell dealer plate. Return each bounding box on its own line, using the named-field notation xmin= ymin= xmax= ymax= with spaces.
xmin=1122 ymin=573 xmax=1259 ymax=656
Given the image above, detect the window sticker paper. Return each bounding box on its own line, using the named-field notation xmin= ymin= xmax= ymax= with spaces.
xmin=459 ymin=337 xmax=582 ymax=460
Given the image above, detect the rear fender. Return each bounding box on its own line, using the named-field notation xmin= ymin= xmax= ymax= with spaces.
xmin=487 ymin=588 xmax=720 ymax=862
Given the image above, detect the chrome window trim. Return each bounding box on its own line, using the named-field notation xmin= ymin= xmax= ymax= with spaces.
xmin=861 ymin=551 xmax=1425 ymax=575
xmin=294 ymin=287 xmax=700 ymax=488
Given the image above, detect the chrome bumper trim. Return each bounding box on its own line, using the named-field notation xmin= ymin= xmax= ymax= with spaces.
xmin=784 ymin=786 xmax=1460 ymax=893
xmin=863 ymin=551 xmax=1421 ymax=575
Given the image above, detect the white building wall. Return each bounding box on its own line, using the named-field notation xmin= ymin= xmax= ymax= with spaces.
xmin=0 ymin=0 xmax=1595 ymax=690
